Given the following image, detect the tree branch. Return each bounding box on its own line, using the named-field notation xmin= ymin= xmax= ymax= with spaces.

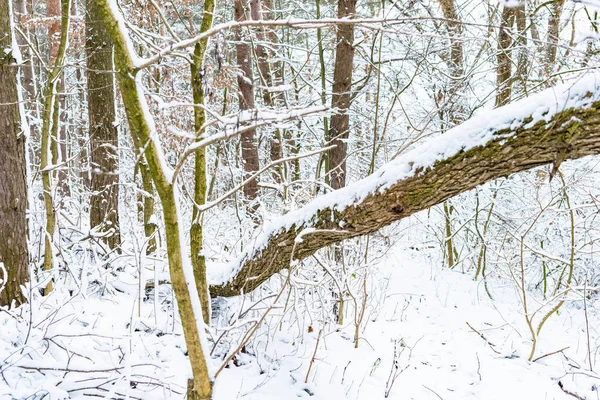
xmin=209 ymin=75 xmax=600 ymax=297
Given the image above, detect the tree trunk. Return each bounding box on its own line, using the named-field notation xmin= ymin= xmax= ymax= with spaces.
xmin=545 ymin=0 xmax=565 ymax=81
xmin=95 ymin=1 xmax=212 ymax=397
xmin=40 ymin=0 xmax=70 ymax=294
xmin=0 ymin=0 xmax=28 ymax=307
xmin=328 ymin=0 xmax=356 ymax=190
xmin=12 ymin=0 xmax=35 ymax=103
xmin=250 ymin=0 xmax=284 ymax=176
xmin=438 ymin=0 xmax=464 ymax=124
xmin=48 ymin=0 xmax=70 ymax=197
xmin=437 ymin=0 xmax=466 ymax=267
xmin=211 ymin=83 xmax=600 ymax=297
xmin=138 ymin=161 xmax=157 ymax=254
xmin=235 ymin=0 xmax=261 ymax=212
xmin=86 ymin=0 xmax=121 ymax=251
xmin=190 ymin=0 xmax=215 ymax=324
xmin=513 ymin=4 xmax=528 ymax=98
xmin=496 ymin=6 xmax=515 ymax=107
xmin=315 ymin=0 xmax=329 ymax=188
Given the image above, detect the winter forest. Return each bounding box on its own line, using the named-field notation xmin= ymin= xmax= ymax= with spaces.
xmin=3 ymin=0 xmax=600 ymax=398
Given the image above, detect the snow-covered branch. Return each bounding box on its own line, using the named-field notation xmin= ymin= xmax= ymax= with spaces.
xmin=209 ymin=74 xmax=600 ymax=296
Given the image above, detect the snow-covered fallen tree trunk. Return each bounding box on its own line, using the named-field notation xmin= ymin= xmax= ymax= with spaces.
xmin=210 ymin=75 xmax=600 ymax=297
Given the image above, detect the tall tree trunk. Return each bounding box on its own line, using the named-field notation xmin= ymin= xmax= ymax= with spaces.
xmin=234 ymin=0 xmax=261 ymax=213
xmin=545 ymin=0 xmax=565 ymax=82
xmin=40 ymin=0 xmax=70 ymax=294
xmin=0 ymin=0 xmax=29 ymax=307
xmin=513 ymin=4 xmax=528 ymax=98
xmin=437 ymin=0 xmax=466 ymax=268
xmin=328 ymin=0 xmax=356 ymax=190
xmin=190 ymin=0 xmax=215 ymax=324
xmin=86 ymin=0 xmax=121 ymax=251
xmin=95 ymin=1 xmax=212 ymax=397
xmin=48 ymin=0 xmax=69 ymax=197
xmin=315 ymin=0 xmax=329 ymax=189
xmin=250 ymin=0 xmax=284 ymax=180
xmin=438 ymin=0 xmax=464 ymax=124
xmin=496 ymin=6 xmax=515 ymax=107
xmin=13 ymin=0 xmax=34 ymax=102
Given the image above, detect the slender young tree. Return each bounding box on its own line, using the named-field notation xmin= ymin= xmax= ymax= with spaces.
xmin=328 ymin=0 xmax=357 ymax=190
xmin=86 ymin=0 xmax=121 ymax=251
xmin=190 ymin=0 xmax=215 ymax=324
xmin=48 ymin=0 xmax=69 ymax=197
xmin=94 ymin=1 xmax=212 ymax=397
xmin=0 ymin=0 xmax=28 ymax=307
xmin=40 ymin=0 xmax=70 ymax=294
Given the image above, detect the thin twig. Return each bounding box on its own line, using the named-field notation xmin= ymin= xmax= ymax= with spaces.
xmin=532 ymin=346 xmax=569 ymax=363
xmin=466 ymin=322 xmax=500 ymax=354
xmin=305 ymin=329 xmax=323 ymax=383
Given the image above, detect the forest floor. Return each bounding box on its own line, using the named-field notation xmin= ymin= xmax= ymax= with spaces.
xmin=1 ymin=231 xmax=599 ymax=399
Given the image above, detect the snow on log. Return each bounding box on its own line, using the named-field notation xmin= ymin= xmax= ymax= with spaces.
xmin=209 ymin=74 xmax=600 ymax=297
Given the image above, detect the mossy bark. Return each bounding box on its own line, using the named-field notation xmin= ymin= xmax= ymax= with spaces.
xmin=211 ymin=98 xmax=600 ymax=297
xmin=95 ymin=1 xmax=212 ymax=398
xmin=190 ymin=0 xmax=214 ymax=325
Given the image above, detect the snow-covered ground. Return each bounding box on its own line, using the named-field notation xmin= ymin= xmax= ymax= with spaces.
xmin=1 ymin=236 xmax=598 ymax=399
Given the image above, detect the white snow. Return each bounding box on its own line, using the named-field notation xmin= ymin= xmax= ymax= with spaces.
xmin=208 ymin=73 xmax=600 ymax=287
xmin=3 ymin=240 xmax=598 ymax=399
xmin=105 ymin=0 xmax=145 ymax=68
xmin=133 ymin=73 xmax=175 ymax=184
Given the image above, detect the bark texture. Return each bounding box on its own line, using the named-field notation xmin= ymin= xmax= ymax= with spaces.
xmin=250 ymin=0 xmax=285 ymax=170
xmin=86 ymin=0 xmax=120 ymax=250
xmin=211 ymin=95 xmax=600 ymax=297
xmin=496 ymin=6 xmax=515 ymax=107
xmin=0 ymin=0 xmax=28 ymax=307
xmin=513 ymin=5 xmax=528 ymax=97
xmin=13 ymin=0 xmax=35 ymax=103
xmin=94 ymin=1 xmax=212 ymax=397
xmin=438 ymin=0 xmax=464 ymax=124
xmin=190 ymin=0 xmax=214 ymax=324
xmin=40 ymin=0 xmax=70 ymax=294
xmin=48 ymin=0 xmax=69 ymax=195
xmin=545 ymin=0 xmax=565 ymax=80
xmin=235 ymin=0 xmax=260 ymax=207
xmin=328 ymin=0 xmax=356 ymax=190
